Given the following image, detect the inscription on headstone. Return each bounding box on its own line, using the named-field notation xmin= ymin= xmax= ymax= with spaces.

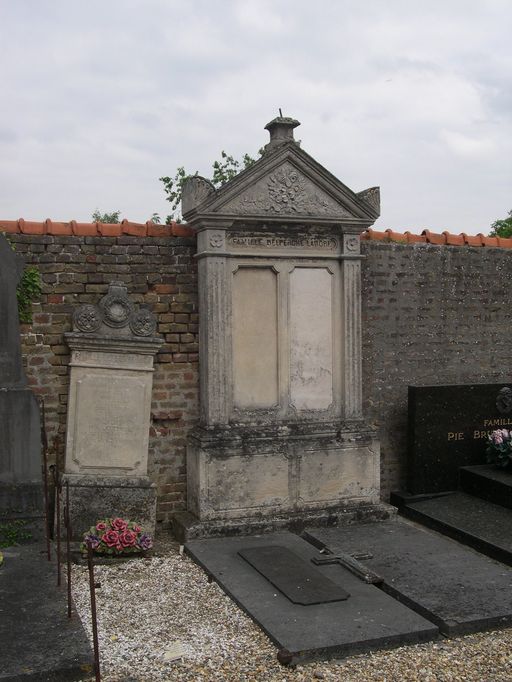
xmin=407 ymin=384 xmax=512 ymax=494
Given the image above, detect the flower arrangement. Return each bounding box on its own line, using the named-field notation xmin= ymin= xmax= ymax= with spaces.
xmin=81 ymin=518 xmax=153 ymax=556
xmin=486 ymin=429 xmax=512 ymax=469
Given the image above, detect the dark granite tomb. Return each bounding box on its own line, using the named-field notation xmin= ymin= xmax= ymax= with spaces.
xmin=305 ymin=519 xmax=512 ymax=636
xmin=407 ymin=383 xmax=512 ymax=494
xmin=186 ymin=532 xmax=438 ymax=663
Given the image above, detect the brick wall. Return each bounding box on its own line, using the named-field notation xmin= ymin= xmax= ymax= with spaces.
xmin=361 ymin=241 xmax=512 ymax=500
xmin=10 ymin=229 xmax=512 ymax=520
xmin=10 ymin=231 xmax=198 ymax=527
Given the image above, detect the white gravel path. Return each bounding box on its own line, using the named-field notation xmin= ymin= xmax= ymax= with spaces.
xmin=72 ymin=538 xmax=512 ymax=682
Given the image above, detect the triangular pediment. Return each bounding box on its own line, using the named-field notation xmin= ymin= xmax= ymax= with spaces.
xmin=182 ymin=142 xmax=380 ymax=224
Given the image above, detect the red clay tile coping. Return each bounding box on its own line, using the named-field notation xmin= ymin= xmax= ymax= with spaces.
xmin=0 ymin=219 xmax=195 ymax=239
xmin=1 ymin=220 xmax=510 ymax=249
xmin=362 ymin=228 xmax=512 ymax=248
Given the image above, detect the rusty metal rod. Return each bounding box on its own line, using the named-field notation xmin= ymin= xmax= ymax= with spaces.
xmin=54 ymin=464 xmax=61 ymax=587
xmin=87 ymin=540 xmax=101 ymax=681
xmin=38 ymin=397 xmax=51 ymax=562
xmin=65 ymin=480 xmax=72 ymax=619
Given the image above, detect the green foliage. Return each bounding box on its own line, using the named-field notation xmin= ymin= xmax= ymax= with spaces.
xmin=2 ymin=233 xmax=42 ymax=324
xmin=91 ymin=209 xmax=121 ymax=224
xmin=149 ymin=212 xmax=161 ymax=224
xmin=159 ymin=150 xmax=259 ymax=222
xmin=0 ymin=519 xmax=32 ymax=548
xmin=17 ymin=266 xmax=42 ymax=323
xmin=489 ymin=209 xmax=512 ymax=238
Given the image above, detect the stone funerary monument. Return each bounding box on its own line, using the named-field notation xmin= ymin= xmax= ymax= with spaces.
xmin=176 ymin=116 xmax=386 ymax=537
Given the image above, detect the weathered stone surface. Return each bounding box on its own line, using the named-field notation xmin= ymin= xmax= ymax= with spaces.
xmin=185 ymin=118 xmax=381 ymax=533
xmin=187 ymin=423 xmax=380 ymax=522
xmin=0 ymin=234 xmax=41 ymax=506
xmin=0 ymin=389 xmax=41 ymax=484
xmin=62 ymin=474 xmax=157 ymax=538
xmin=0 ymin=233 xmax=25 ymax=388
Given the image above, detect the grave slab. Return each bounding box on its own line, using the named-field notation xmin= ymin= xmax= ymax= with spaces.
xmin=400 ymin=492 xmax=512 ymax=566
xmin=238 ymin=545 xmax=350 ymax=604
xmin=186 ymin=532 xmax=438 ymax=663
xmin=305 ymin=519 xmax=512 ymax=636
xmin=459 ymin=465 xmax=512 ymax=510
xmin=0 ymin=542 xmax=93 ymax=681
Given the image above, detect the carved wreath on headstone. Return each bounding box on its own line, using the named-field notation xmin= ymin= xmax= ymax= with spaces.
xmin=496 ymin=387 xmax=512 ymax=415
xmin=73 ymin=282 xmax=158 ymax=338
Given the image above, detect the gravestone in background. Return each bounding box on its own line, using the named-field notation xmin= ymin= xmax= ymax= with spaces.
xmin=63 ymin=281 xmax=162 ymax=538
xmin=176 ymin=116 xmax=388 ymax=538
xmin=0 ymin=234 xmax=41 ymax=511
xmin=407 ymin=383 xmax=512 ymax=494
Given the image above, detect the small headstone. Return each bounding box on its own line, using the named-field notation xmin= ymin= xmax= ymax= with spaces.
xmin=408 ymin=384 xmax=512 ymax=494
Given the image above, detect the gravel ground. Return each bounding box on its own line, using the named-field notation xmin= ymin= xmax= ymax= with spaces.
xmin=72 ymin=538 xmax=512 ymax=682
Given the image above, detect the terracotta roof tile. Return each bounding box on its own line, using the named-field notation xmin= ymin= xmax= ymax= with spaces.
xmin=443 ymin=231 xmax=465 ymax=246
xmin=362 ymin=228 xmax=511 ymax=249
xmin=0 ymin=219 xmax=196 ymax=239
xmin=404 ymin=231 xmax=427 ymax=243
xmin=1 ymin=219 xmax=508 ymax=250
xmin=462 ymin=233 xmax=484 ymax=247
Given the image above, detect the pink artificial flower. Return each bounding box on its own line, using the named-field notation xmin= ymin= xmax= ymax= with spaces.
xmin=96 ymin=522 xmax=107 ymax=532
xmin=111 ymin=518 xmax=128 ymax=532
xmin=119 ymin=530 xmax=137 ymax=548
xmin=132 ymin=525 xmax=142 ymax=533
xmin=102 ymin=530 xmax=120 ymax=547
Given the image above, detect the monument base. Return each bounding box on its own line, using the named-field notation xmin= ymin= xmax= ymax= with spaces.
xmin=172 ymin=502 xmax=395 ymax=542
xmin=178 ymin=422 xmax=387 ymax=540
xmin=62 ymin=474 xmax=157 ymax=540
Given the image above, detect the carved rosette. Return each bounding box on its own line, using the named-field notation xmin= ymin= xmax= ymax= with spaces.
xmin=343 ymin=234 xmax=360 ymax=254
xmin=73 ymin=304 xmax=102 ymax=333
xmin=129 ymin=309 xmax=157 ymax=337
xmin=209 ymin=233 xmax=224 ymax=248
xmin=72 ymin=281 xmax=159 ymax=339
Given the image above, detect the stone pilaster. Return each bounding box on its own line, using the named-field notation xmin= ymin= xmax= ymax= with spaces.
xmin=196 ymin=228 xmax=232 ymax=426
xmin=342 ymin=233 xmax=364 ymax=420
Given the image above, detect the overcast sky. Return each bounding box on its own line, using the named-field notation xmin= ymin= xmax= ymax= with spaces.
xmin=1 ymin=0 xmax=511 ymax=234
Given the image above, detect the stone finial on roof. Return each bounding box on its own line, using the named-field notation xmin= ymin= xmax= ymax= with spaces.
xmin=264 ymin=115 xmax=301 ymax=152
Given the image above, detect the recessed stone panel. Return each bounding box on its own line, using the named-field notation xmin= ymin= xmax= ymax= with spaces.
xmin=290 ymin=267 xmax=333 ymax=411
xmin=299 ymin=445 xmax=379 ymax=505
xmin=232 ymin=267 xmax=278 ymax=409
xmin=206 ymin=451 xmax=289 ymax=515
xmin=70 ymin=373 xmax=148 ymax=474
